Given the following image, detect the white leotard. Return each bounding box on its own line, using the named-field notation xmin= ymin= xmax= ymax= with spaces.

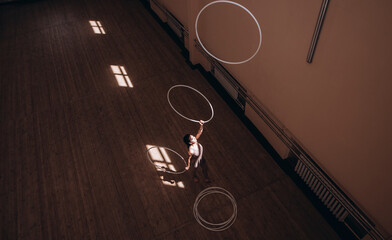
xmin=189 ymin=143 xmax=203 ymax=168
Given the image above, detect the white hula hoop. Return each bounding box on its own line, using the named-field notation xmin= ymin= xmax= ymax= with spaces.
xmin=193 ymin=187 xmax=237 ymax=231
xmin=167 ymin=85 xmax=214 ymax=123
xmin=195 ymin=0 xmax=262 ymax=65
xmin=146 ymin=146 xmax=187 ymax=175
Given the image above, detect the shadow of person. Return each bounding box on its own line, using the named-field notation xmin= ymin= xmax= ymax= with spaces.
xmin=158 ymin=171 xmax=184 ymax=186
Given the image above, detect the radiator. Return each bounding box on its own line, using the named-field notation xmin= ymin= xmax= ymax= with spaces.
xmin=295 ymin=160 xmax=348 ymax=222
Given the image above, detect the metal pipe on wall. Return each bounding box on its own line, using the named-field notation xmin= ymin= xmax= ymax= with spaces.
xmin=307 ymin=0 xmax=329 ymax=63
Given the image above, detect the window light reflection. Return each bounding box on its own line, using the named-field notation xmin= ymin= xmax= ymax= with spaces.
xmin=146 ymin=145 xmax=185 ymax=189
xmin=111 ymin=65 xmax=133 ymax=88
xmin=89 ymin=20 xmax=106 ymax=34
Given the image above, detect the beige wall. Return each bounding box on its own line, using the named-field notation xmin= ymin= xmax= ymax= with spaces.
xmin=152 ymin=0 xmax=392 ymax=236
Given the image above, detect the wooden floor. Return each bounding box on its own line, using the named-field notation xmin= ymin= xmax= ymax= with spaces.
xmin=0 ymin=0 xmax=342 ymax=239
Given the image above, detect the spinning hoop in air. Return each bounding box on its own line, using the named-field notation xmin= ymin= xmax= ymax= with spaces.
xmin=193 ymin=187 xmax=237 ymax=231
xmin=167 ymin=85 xmax=214 ymax=123
xmin=146 ymin=146 xmax=187 ymax=175
xmin=195 ymin=0 xmax=262 ymax=65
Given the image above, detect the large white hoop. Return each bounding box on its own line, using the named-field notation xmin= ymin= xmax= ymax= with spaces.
xmin=146 ymin=146 xmax=187 ymax=174
xmin=195 ymin=0 xmax=262 ymax=65
xmin=167 ymin=85 xmax=214 ymax=123
xmin=193 ymin=187 xmax=237 ymax=231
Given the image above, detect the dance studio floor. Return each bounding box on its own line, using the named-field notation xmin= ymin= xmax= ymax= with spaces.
xmin=0 ymin=0 xmax=341 ymax=239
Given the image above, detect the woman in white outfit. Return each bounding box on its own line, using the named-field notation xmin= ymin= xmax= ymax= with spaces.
xmin=184 ymin=120 xmax=210 ymax=183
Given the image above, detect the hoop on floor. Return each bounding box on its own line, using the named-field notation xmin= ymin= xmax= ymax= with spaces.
xmin=195 ymin=0 xmax=262 ymax=65
xmin=146 ymin=146 xmax=187 ymax=175
xmin=193 ymin=187 xmax=237 ymax=231
xmin=167 ymin=85 xmax=214 ymax=123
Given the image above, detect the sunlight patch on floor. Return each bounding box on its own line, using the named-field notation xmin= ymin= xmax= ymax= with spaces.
xmin=111 ymin=65 xmax=133 ymax=87
xmin=89 ymin=20 xmax=106 ymax=34
xmin=146 ymin=144 xmax=185 ymax=188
